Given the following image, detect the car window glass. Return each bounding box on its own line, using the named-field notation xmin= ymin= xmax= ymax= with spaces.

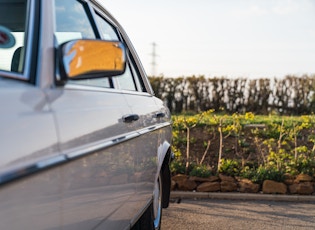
xmin=129 ymin=57 xmax=147 ymax=92
xmin=54 ymin=0 xmax=96 ymax=45
xmin=54 ymin=0 xmax=111 ymax=88
xmin=94 ymin=13 xmax=139 ymax=91
xmin=0 ymin=0 xmax=27 ymax=73
xmin=117 ymin=53 xmax=147 ymax=92
xmin=116 ymin=63 xmax=137 ymax=91
xmin=94 ymin=13 xmax=119 ymax=41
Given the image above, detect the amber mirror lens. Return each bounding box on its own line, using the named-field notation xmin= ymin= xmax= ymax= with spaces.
xmin=62 ymin=40 xmax=125 ymax=78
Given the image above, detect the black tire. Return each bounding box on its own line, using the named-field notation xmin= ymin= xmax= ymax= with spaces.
xmin=161 ymin=163 xmax=171 ymax=208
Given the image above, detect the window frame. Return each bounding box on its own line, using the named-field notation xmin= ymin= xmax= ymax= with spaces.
xmin=0 ymin=0 xmax=39 ymax=83
xmin=53 ymin=0 xmax=114 ymax=89
xmin=54 ymin=0 xmax=153 ymax=95
xmin=86 ymin=3 xmax=149 ymax=93
xmin=90 ymin=7 xmax=141 ymax=92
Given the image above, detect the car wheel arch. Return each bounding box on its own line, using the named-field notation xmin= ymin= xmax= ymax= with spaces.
xmin=160 ymin=146 xmax=172 ymax=209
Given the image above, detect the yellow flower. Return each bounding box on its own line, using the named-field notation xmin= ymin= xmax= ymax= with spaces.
xmin=245 ymin=112 xmax=255 ymax=120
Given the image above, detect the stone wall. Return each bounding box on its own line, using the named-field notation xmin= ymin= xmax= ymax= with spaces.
xmin=172 ymin=173 xmax=315 ymax=195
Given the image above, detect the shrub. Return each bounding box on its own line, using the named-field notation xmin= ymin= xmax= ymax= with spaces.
xmin=189 ymin=164 xmax=212 ymax=178
xmin=219 ymin=159 xmax=240 ymax=177
xmin=287 ymin=153 xmax=315 ymax=176
xmin=240 ymin=165 xmax=285 ymax=184
xmin=240 ymin=166 xmax=257 ymax=181
xmin=170 ymin=161 xmax=185 ymax=175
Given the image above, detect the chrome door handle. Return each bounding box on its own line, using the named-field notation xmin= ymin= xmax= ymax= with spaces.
xmin=154 ymin=112 xmax=165 ymax=118
xmin=122 ymin=114 xmax=139 ymax=123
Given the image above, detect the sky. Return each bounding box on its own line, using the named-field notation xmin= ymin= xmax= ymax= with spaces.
xmin=100 ymin=0 xmax=315 ymax=78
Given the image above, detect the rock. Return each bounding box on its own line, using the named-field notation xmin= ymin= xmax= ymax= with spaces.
xmin=172 ymin=174 xmax=196 ymax=191
xmin=172 ymin=174 xmax=188 ymax=182
xmin=177 ymin=178 xmax=197 ymax=191
xmin=294 ymin=174 xmax=313 ymax=183
xmin=190 ymin=175 xmax=219 ymax=183
xmin=299 ymin=182 xmax=315 ymax=195
xmin=262 ymin=180 xmax=287 ymax=194
xmin=283 ymin=173 xmax=295 ymax=185
xmin=196 ymin=182 xmax=221 ymax=192
xmin=289 ymin=184 xmax=298 ymax=194
xmin=221 ymin=181 xmax=237 ymax=192
xmin=289 ymin=182 xmax=314 ymax=195
xmin=219 ymin=174 xmax=236 ymax=182
xmin=237 ymin=178 xmax=252 ymax=183
xmin=209 ymin=176 xmax=220 ymax=182
xmin=238 ymin=180 xmax=260 ymax=193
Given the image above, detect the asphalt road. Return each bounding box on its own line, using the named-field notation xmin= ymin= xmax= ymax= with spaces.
xmin=161 ymin=198 xmax=315 ymax=230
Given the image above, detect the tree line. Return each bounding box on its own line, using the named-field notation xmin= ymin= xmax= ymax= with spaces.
xmin=149 ymin=75 xmax=315 ymax=115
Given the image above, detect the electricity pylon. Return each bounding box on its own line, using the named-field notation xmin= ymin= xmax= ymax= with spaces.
xmin=150 ymin=42 xmax=157 ymax=76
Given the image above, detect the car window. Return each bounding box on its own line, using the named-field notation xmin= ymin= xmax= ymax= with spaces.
xmin=53 ymin=1 xmax=145 ymax=91
xmin=127 ymin=55 xmax=147 ymax=92
xmin=54 ymin=0 xmax=112 ymax=88
xmin=0 ymin=0 xmax=27 ymax=73
xmin=54 ymin=0 xmax=96 ymax=45
xmin=94 ymin=13 xmax=119 ymax=41
xmin=94 ymin=12 xmax=138 ymax=91
xmin=116 ymin=62 xmax=137 ymax=91
xmin=95 ymin=12 xmax=149 ymax=92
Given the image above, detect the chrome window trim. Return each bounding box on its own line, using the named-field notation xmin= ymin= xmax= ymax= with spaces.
xmin=0 ymin=155 xmax=67 ymax=185
xmin=0 ymin=71 xmax=28 ymax=80
xmin=0 ymin=122 xmax=171 ymax=186
xmin=64 ymin=83 xmax=121 ymax=94
xmin=65 ymin=82 xmax=153 ymax=97
xmin=90 ymin=0 xmax=120 ymax=27
xmin=65 ymin=131 xmax=140 ymax=159
xmin=119 ymin=89 xmax=153 ymax=97
xmin=63 ymin=123 xmax=171 ymax=159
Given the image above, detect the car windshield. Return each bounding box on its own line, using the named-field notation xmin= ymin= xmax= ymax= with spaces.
xmin=0 ymin=0 xmax=27 ymax=74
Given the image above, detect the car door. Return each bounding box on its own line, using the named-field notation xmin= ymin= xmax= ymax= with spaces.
xmin=50 ymin=1 xmax=141 ymax=229
xmin=108 ymin=27 xmax=172 ymax=217
xmin=95 ymin=1 xmax=173 ymax=222
xmin=116 ymin=67 xmax=173 ymax=209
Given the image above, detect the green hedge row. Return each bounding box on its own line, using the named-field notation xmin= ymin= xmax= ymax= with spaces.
xmin=149 ymin=75 xmax=315 ymax=115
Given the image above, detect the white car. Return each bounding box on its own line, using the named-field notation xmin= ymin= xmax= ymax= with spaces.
xmin=0 ymin=0 xmax=172 ymax=229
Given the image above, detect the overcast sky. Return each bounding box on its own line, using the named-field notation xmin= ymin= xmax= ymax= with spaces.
xmin=100 ymin=0 xmax=315 ymax=78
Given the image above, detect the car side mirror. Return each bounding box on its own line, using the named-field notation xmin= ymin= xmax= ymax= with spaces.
xmin=58 ymin=39 xmax=126 ymax=82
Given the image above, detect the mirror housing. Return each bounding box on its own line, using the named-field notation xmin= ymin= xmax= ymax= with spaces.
xmin=58 ymin=39 xmax=126 ymax=82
